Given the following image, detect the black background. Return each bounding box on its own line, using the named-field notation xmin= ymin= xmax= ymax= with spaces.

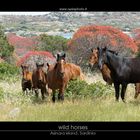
xmin=1 ymin=0 xmax=140 ymax=136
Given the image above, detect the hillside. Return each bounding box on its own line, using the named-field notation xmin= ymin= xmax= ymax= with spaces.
xmin=1 ymin=12 xmax=140 ymax=37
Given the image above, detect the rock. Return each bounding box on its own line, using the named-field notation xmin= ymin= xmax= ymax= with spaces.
xmin=9 ymin=107 xmax=21 ymax=119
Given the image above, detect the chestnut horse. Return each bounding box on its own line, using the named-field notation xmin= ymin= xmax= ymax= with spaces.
xmin=21 ymin=64 xmax=32 ymax=94
xmin=32 ymin=63 xmax=48 ymax=100
xmin=46 ymin=53 xmax=84 ymax=102
xmin=89 ymin=48 xmax=112 ymax=85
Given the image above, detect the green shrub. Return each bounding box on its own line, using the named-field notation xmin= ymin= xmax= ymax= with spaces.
xmin=0 ymin=25 xmax=14 ymax=60
xmin=0 ymin=62 xmax=20 ymax=81
xmin=0 ymin=87 xmax=4 ymax=101
xmin=65 ymin=80 xmax=114 ymax=99
xmin=65 ymin=79 xmax=88 ymax=98
xmin=87 ymin=82 xmax=113 ymax=98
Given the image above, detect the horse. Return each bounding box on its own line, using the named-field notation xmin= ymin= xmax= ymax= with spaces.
xmin=32 ymin=63 xmax=48 ymax=100
xmin=98 ymin=47 xmax=140 ymax=102
xmin=89 ymin=48 xmax=113 ymax=85
xmin=90 ymin=48 xmax=140 ymax=99
xmin=21 ymin=64 xmax=32 ymax=94
xmin=46 ymin=53 xmax=84 ymax=102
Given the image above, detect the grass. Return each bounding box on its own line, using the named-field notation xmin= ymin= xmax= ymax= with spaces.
xmin=1 ymin=96 xmax=140 ymax=121
xmin=0 ymin=74 xmax=140 ymax=121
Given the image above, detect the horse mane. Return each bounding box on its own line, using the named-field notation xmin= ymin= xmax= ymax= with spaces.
xmin=107 ymin=49 xmax=118 ymax=55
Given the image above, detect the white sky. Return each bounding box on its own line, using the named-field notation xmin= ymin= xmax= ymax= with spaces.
xmin=0 ymin=12 xmax=50 ymax=15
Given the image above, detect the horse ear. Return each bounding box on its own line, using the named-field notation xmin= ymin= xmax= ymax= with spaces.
xmin=91 ymin=48 xmax=94 ymax=52
xmin=57 ymin=53 xmax=60 ymax=58
xmin=63 ymin=53 xmax=66 ymax=58
xmin=54 ymin=63 xmax=57 ymax=69
xmin=21 ymin=65 xmax=23 ymax=69
xmin=36 ymin=63 xmax=39 ymax=67
xmin=57 ymin=54 xmax=60 ymax=61
xmin=103 ymin=46 xmax=107 ymax=51
xmin=47 ymin=63 xmax=50 ymax=67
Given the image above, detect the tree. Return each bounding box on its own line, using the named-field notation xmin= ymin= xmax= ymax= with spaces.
xmin=37 ymin=34 xmax=69 ymax=54
xmin=0 ymin=25 xmax=14 ymax=62
xmin=68 ymin=25 xmax=138 ymax=68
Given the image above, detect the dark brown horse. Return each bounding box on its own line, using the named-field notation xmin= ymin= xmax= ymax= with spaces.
xmin=89 ymin=48 xmax=112 ymax=85
xmin=21 ymin=64 xmax=32 ymax=94
xmin=98 ymin=47 xmax=140 ymax=102
xmin=46 ymin=53 xmax=84 ymax=102
xmin=32 ymin=63 xmax=48 ymax=100
xmin=89 ymin=48 xmax=140 ymax=99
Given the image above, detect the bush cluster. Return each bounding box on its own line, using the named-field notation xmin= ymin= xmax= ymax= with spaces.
xmin=0 ymin=62 xmax=20 ymax=80
xmin=65 ymin=79 xmax=114 ymax=99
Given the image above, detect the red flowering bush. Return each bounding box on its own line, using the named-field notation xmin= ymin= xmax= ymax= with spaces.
xmin=16 ymin=51 xmax=56 ymax=70
xmin=132 ymin=28 xmax=140 ymax=52
xmin=68 ymin=25 xmax=138 ymax=67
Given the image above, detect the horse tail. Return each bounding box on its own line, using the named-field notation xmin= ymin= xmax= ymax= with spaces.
xmin=80 ymin=72 xmax=85 ymax=81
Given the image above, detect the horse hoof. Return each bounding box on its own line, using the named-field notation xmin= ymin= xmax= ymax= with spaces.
xmin=122 ymin=100 xmax=126 ymax=103
xmin=134 ymin=96 xmax=138 ymax=99
xmin=52 ymin=97 xmax=55 ymax=103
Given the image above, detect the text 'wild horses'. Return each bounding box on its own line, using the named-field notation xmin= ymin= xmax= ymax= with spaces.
xmin=98 ymin=47 xmax=140 ymax=102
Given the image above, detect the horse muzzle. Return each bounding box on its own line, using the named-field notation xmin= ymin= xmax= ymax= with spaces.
xmin=98 ymin=63 xmax=103 ymax=70
xmin=22 ymin=78 xmax=29 ymax=83
xmin=58 ymin=72 xmax=64 ymax=78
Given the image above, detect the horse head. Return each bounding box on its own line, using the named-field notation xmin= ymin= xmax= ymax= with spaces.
xmin=56 ymin=52 xmax=66 ymax=62
xmin=97 ymin=47 xmax=108 ymax=70
xmin=55 ymin=53 xmax=66 ymax=78
xmin=21 ymin=64 xmax=30 ymax=81
xmin=89 ymin=48 xmax=98 ymax=69
xmin=36 ymin=63 xmax=45 ymax=83
xmin=98 ymin=47 xmax=118 ymax=70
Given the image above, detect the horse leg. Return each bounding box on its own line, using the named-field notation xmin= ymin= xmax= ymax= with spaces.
xmin=114 ymin=83 xmax=120 ymax=101
xmin=35 ymin=89 xmax=39 ymax=98
xmin=58 ymin=86 xmax=65 ymax=101
xmin=45 ymin=86 xmax=49 ymax=96
xmin=41 ymin=88 xmax=45 ymax=100
xmin=121 ymin=83 xmax=127 ymax=103
xmin=52 ymin=90 xmax=56 ymax=103
xmin=22 ymin=88 xmax=26 ymax=95
xmin=25 ymin=89 xmax=28 ymax=95
xmin=58 ymin=92 xmax=61 ymax=100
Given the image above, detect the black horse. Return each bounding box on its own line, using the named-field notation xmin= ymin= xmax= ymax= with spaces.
xmin=98 ymin=47 xmax=140 ymax=102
